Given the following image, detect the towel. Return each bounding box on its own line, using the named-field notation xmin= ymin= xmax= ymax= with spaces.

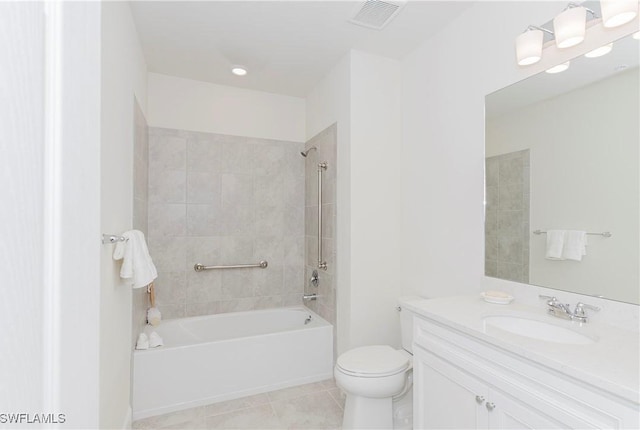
xmin=545 ymin=230 xmax=566 ymax=260
xmin=135 ymin=333 xmax=149 ymax=350
xmin=562 ymin=230 xmax=587 ymax=261
xmin=148 ymin=331 xmax=164 ymax=348
xmin=113 ymin=230 xmax=157 ymax=288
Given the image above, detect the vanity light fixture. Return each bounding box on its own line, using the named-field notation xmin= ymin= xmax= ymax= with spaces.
xmin=546 ymin=61 xmax=571 ymax=73
xmin=516 ymin=26 xmax=554 ymax=65
xmin=553 ymin=4 xmax=597 ymax=49
xmin=600 ymin=0 xmax=638 ymax=28
xmin=231 ymin=66 xmax=248 ymax=76
xmin=585 ymin=42 xmax=614 ymax=57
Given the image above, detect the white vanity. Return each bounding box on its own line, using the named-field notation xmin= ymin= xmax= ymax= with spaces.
xmin=403 ymin=296 xmax=639 ymax=429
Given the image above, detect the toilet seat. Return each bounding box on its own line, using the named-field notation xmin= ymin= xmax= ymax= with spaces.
xmin=336 ymin=345 xmax=410 ymax=378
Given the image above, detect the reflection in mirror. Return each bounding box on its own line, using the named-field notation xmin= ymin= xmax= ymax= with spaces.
xmin=485 ymin=33 xmax=639 ymax=305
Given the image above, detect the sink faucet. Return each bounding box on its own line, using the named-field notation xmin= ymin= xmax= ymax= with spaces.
xmin=539 ymin=295 xmax=600 ymax=323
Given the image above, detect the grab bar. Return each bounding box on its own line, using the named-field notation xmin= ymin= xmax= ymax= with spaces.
xmin=318 ymin=162 xmax=328 ymax=270
xmin=194 ymin=260 xmax=268 ymax=272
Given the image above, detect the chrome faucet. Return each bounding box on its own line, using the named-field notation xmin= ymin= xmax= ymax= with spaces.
xmin=539 ymin=295 xmax=600 ymax=323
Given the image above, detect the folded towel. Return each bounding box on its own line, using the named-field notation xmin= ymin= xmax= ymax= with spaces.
xmin=135 ymin=333 xmax=149 ymax=350
xmin=113 ymin=230 xmax=158 ymax=289
xmin=562 ymin=230 xmax=587 ymax=261
xmin=149 ymin=331 xmax=164 ymax=348
xmin=545 ymin=230 xmax=566 ymax=260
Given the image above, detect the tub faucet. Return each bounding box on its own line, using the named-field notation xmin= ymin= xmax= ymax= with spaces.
xmin=303 ymin=293 xmax=317 ymax=301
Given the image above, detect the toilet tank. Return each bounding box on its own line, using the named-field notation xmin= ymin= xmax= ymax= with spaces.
xmin=398 ymin=296 xmax=426 ymax=354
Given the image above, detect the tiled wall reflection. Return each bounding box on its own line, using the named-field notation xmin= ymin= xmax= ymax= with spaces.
xmin=303 ymin=124 xmax=337 ymax=344
xmin=146 ymin=127 xmax=305 ymax=318
xmin=485 ymin=149 xmax=530 ymax=283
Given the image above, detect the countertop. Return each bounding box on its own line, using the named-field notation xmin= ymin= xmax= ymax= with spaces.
xmin=401 ymin=295 xmax=640 ymax=405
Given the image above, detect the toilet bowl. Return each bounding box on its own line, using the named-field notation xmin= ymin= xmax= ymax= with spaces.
xmin=335 ymin=297 xmax=419 ymax=429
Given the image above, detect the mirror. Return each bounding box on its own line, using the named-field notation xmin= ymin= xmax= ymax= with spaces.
xmin=484 ymin=32 xmax=639 ymax=305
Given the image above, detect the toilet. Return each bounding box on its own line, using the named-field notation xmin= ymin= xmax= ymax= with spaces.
xmin=335 ymin=298 xmax=417 ymax=429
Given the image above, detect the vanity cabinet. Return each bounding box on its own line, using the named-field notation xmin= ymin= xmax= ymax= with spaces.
xmin=413 ymin=316 xmax=639 ymax=430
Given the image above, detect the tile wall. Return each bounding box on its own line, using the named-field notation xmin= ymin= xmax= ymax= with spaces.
xmin=303 ymin=124 xmax=337 ymax=343
xmin=146 ymin=127 xmax=305 ymax=318
xmin=132 ymin=100 xmax=149 ymax=341
xmin=485 ymin=149 xmax=530 ymax=283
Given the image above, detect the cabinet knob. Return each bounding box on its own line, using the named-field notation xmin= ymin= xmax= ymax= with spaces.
xmin=475 ymin=395 xmax=485 ymax=404
xmin=486 ymin=402 xmax=496 ymax=411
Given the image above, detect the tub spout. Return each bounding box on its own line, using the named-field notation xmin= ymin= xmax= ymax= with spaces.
xmin=303 ymin=294 xmax=317 ymax=301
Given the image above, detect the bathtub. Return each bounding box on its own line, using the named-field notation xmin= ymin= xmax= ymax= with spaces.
xmin=132 ymin=307 xmax=333 ymax=420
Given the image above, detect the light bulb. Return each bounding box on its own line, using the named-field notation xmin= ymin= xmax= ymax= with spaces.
xmin=231 ymin=66 xmax=248 ymax=76
xmin=600 ymin=0 xmax=638 ymax=28
xmin=585 ymin=43 xmax=614 ymax=58
xmin=515 ymin=29 xmax=544 ymax=66
xmin=554 ymin=6 xmax=587 ymax=48
xmin=546 ymin=61 xmax=571 ymax=74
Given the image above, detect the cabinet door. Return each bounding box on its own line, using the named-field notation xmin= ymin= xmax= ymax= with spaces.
xmin=486 ymin=389 xmax=569 ymax=430
xmin=414 ymin=346 xmax=489 ymax=429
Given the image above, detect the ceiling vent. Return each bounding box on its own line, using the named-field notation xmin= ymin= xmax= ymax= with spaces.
xmin=349 ymin=0 xmax=407 ymax=30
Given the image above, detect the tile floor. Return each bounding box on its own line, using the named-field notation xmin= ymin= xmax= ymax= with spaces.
xmin=132 ymin=379 xmax=345 ymax=429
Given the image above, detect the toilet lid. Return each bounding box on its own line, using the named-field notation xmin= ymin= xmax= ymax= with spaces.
xmin=337 ymin=345 xmax=409 ymax=377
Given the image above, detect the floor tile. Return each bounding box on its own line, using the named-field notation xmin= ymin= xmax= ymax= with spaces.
xmin=204 ymin=393 xmax=271 ymax=417
xmin=327 ymin=388 xmax=345 ymax=409
xmin=266 ymin=381 xmax=325 ymax=402
xmin=204 ymin=404 xmax=281 ymax=429
xmin=134 ymin=407 xmax=204 ymax=429
xmin=271 ymin=391 xmax=343 ymax=429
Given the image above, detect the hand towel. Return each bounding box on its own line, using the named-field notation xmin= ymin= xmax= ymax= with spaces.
xmin=149 ymin=332 xmax=164 ymax=348
xmin=135 ymin=333 xmax=149 ymax=350
xmin=113 ymin=230 xmax=158 ymax=289
xmin=562 ymin=230 xmax=587 ymax=261
xmin=545 ymin=230 xmax=566 ymax=260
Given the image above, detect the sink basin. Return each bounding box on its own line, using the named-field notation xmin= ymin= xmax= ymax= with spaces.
xmin=483 ymin=316 xmax=596 ymax=345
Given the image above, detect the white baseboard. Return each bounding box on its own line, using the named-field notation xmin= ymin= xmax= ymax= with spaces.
xmin=122 ymin=406 xmax=132 ymax=429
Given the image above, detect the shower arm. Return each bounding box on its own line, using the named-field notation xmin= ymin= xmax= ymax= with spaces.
xmin=318 ymin=162 xmax=328 ymax=270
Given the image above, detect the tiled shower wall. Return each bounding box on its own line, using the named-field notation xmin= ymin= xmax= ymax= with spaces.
xmin=146 ymin=127 xmax=305 ymax=318
xmin=132 ymin=100 xmax=149 ymax=340
xmin=485 ymin=149 xmax=530 ymax=283
xmin=303 ymin=124 xmax=337 ymax=334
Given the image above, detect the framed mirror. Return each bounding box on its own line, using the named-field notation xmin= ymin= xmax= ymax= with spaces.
xmin=484 ymin=32 xmax=639 ymax=304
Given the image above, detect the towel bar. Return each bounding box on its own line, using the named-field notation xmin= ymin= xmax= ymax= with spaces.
xmin=533 ymin=230 xmax=612 ymax=238
xmin=194 ymin=260 xmax=268 ymax=272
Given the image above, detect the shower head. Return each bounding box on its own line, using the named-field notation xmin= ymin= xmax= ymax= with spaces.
xmin=300 ymin=146 xmax=317 ymax=158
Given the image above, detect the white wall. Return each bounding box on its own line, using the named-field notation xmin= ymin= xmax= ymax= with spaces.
xmin=148 ymin=73 xmax=306 ymax=142
xmin=306 ymin=53 xmax=351 ymax=354
xmin=399 ymin=1 xmax=639 ymax=301
xmin=306 ymin=51 xmax=402 ymax=353
xmin=487 ymin=69 xmax=639 ymax=303
xmin=100 ymin=2 xmax=148 ymax=428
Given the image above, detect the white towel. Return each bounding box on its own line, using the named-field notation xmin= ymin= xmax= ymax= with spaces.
xmin=545 ymin=230 xmax=566 ymax=260
xmin=113 ymin=230 xmax=158 ymax=288
xmin=562 ymin=230 xmax=587 ymax=261
xmin=135 ymin=333 xmax=149 ymax=350
xmin=148 ymin=331 xmax=164 ymax=348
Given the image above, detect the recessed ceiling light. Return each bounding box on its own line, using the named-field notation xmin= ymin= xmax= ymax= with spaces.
xmin=231 ymin=66 xmax=247 ymax=76
xmin=585 ymin=43 xmax=613 ymax=58
xmin=546 ymin=61 xmax=570 ymax=74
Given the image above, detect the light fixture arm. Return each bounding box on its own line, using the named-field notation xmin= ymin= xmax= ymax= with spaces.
xmin=524 ymin=25 xmax=554 ymax=36
xmin=564 ymin=2 xmax=599 ymax=18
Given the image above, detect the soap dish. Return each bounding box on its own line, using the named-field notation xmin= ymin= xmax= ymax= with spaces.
xmin=481 ymin=290 xmax=514 ymax=305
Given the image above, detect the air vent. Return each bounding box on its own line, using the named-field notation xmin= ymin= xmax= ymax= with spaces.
xmin=349 ymin=0 xmax=407 ymax=30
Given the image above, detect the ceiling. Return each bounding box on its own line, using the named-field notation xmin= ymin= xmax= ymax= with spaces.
xmin=130 ymin=1 xmax=472 ymax=97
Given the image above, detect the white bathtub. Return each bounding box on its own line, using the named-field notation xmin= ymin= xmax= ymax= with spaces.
xmin=132 ymin=307 xmax=333 ymax=420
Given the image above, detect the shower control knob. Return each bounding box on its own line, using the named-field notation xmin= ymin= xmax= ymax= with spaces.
xmin=486 ymin=402 xmax=496 ymax=411
xmin=475 ymin=395 xmax=485 ymax=404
